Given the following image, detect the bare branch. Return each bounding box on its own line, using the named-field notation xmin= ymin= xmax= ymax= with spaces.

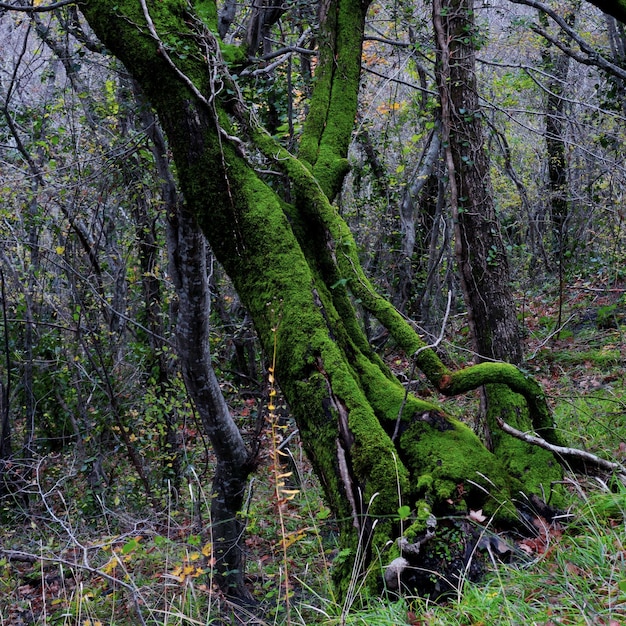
xmin=0 ymin=0 xmax=75 ymax=12
xmin=364 ymin=34 xmax=412 ymax=48
xmin=508 ymin=0 xmax=626 ymax=81
xmin=496 ymin=417 xmax=626 ymax=478
xmin=0 ymin=548 xmax=149 ymax=625
xmin=362 ymin=65 xmax=438 ymax=96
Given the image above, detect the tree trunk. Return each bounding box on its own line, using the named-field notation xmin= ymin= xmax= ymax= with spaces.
xmin=538 ymin=4 xmax=579 ymax=332
xmin=433 ymin=0 xmax=522 ymax=365
xmin=397 ymin=127 xmax=442 ymax=316
xmin=432 ymin=0 xmax=563 ymax=489
xmin=541 ymin=8 xmax=575 ymax=262
xmin=80 ymin=0 xmax=566 ymax=599
xmin=140 ymin=94 xmax=256 ymax=602
xmin=168 ymin=201 xmax=256 ymax=604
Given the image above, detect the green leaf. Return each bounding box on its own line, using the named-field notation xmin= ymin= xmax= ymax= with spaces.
xmin=316 ymin=506 xmax=331 ymax=520
xmin=121 ymin=537 xmax=140 ymax=554
xmin=397 ymin=505 xmax=411 ymax=520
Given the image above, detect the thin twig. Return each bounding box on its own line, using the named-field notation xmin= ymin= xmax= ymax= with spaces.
xmin=527 ymin=314 xmax=576 ymax=360
xmin=0 ymin=0 xmax=75 ymax=12
xmin=0 ymin=548 xmax=150 ymax=625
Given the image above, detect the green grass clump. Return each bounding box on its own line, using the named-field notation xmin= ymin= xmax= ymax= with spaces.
xmin=554 ymin=390 xmax=626 ymax=453
xmin=401 ymin=482 xmax=626 ymax=626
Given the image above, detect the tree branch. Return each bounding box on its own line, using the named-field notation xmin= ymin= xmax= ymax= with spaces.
xmin=0 ymin=0 xmax=75 ymax=12
xmin=508 ymin=0 xmax=626 ymax=80
xmin=496 ymin=417 xmax=626 ymax=479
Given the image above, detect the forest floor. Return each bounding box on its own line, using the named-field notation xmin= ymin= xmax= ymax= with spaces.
xmin=0 ymin=279 xmax=625 ymax=625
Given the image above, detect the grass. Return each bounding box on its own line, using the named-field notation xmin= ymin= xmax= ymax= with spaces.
xmin=1 ymin=285 xmax=625 ymax=625
xmin=418 ymin=481 xmax=626 ymax=625
xmin=2 ymin=447 xmax=624 ymax=624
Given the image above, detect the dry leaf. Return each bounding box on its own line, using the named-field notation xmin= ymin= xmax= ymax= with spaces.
xmin=469 ymin=509 xmax=487 ymax=523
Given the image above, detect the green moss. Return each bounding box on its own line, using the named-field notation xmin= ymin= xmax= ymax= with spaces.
xmin=553 ymin=348 xmax=621 ymax=368
xmin=403 ymin=500 xmax=434 ymax=541
xmin=445 ymin=362 xmax=560 ymax=443
xmin=191 ymin=0 xmax=218 ymax=30
xmin=298 ymin=0 xmax=368 ymax=198
xmin=399 ymin=415 xmax=516 ymax=521
xmin=417 ymin=474 xmax=434 ymax=492
xmin=485 ymin=384 xmax=565 ymax=507
xmin=220 ymin=41 xmax=247 ymax=67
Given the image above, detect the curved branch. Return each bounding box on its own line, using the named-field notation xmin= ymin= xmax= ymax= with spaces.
xmin=529 ymin=19 xmax=626 ymax=81
xmin=508 ymin=0 xmax=626 ymax=80
xmin=440 ymin=362 xmax=558 ymax=440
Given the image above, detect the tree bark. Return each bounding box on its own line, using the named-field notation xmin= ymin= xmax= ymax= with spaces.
xmin=168 ymin=201 xmax=256 ymax=604
xmin=138 ymin=90 xmax=256 ymax=602
xmin=433 ymin=0 xmax=522 ymax=365
xmin=540 ymin=6 xmax=576 ymax=261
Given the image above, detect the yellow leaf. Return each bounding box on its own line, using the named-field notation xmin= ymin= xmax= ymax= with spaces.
xmin=55 ymin=246 xmax=65 ymax=255
xmin=201 ymin=542 xmax=212 ymax=557
xmin=280 ymin=530 xmax=306 ymax=549
xmin=170 ymin=565 xmax=185 ymax=582
xmin=188 ymin=552 xmax=201 ymax=561
xmin=101 ymin=556 xmax=118 ymax=575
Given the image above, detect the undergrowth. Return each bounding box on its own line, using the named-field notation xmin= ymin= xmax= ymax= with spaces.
xmin=1 ymin=283 xmax=625 ymax=625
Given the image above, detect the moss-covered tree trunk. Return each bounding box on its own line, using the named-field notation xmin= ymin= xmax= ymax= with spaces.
xmin=80 ymin=0 xmax=566 ymax=599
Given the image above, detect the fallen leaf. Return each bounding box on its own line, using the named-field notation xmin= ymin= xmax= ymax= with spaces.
xmin=469 ymin=509 xmax=487 ymax=523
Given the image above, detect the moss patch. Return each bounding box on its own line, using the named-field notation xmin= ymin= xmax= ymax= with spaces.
xmin=485 ymin=384 xmax=565 ymax=508
xmin=399 ymin=414 xmax=517 ymax=521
